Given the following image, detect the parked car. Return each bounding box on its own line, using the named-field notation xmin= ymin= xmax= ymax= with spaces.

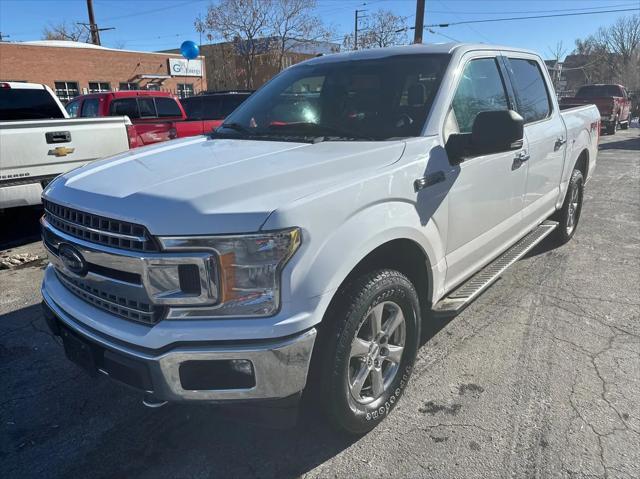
xmin=65 ymin=90 xmax=185 ymax=147
xmin=174 ymin=90 xmax=253 ymax=138
xmin=0 ymin=81 xmax=130 ymax=209
xmin=40 ymin=43 xmax=600 ymax=434
xmin=560 ymin=84 xmax=631 ymax=134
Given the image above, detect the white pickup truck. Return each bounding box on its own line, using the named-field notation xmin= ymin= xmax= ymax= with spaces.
xmin=0 ymin=82 xmax=131 ymax=209
xmin=40 ymin=43 xmax=599 ymax=434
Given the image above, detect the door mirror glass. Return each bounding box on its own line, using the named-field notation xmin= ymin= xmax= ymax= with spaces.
xmin=446 ymin=109 xmax=524 ymax=163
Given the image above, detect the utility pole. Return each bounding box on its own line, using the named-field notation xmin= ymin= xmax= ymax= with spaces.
xmin=413 ymin=0 xmax=425 ymax=44
xmin=80 ymin=0 xmax=114 ymax=46
xmin=354 ymin=9 xmax=367 ymax=50
xmin=86 ymin=0 xmax=101 ymax=45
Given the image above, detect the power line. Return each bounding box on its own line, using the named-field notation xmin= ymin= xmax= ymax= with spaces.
xmin=426 ymin=7 xmax=639 ymax=28
xmin=420 ymin=2 xmax=639 ymax=16
xmin=101 ymin=0 xmax=204 ymax=22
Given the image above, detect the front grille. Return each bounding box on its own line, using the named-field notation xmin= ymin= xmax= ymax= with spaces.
xmin=43 ymin=200 xmax=157 ymax=252
xmin=56 ymin=271 xmax=163 ymax=325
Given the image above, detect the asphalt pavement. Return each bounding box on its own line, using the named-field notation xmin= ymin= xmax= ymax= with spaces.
xmin=1 ymin=129 xmax=638 ymax=478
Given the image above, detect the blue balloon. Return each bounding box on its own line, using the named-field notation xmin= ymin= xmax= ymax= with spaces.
xmin=180 ymin=40 xmax=199 ymax=60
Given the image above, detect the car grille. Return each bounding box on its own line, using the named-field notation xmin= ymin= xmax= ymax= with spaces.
xmin=43 ymin=200 xmax=158 ymax=252
xmin=56 ymin=271 xmax=163 ymax=325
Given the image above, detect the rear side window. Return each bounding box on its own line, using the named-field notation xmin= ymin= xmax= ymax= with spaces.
xmin=220 ymin=95 xmax=249 ymax=117
xmin=450 ymin=58 xmax=509 ymax=133
xmin=110 ymin=98 xmax=139 ymax=118
xmin=155 ymin=97 xmax=182 ymax=117
xmin=0 ymin=89 xmax=65 ymax=120
xmin=81 ymin=98 xmax=100 ymax=117
xmin=507 ymin=58 xmax=551 ymax=123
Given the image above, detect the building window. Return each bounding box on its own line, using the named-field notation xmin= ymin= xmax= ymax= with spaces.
xmin=145 ymin=84 xmax=160 ymax=91
xmin=119 ymin=82 xmax=139 ymax=91
xmin=54 ymin=81 xmax=79 ymax=103
xmin=88 ymin=82 xmax=110 ymax=93
xmin=177 ymin=83 xmax=194 ymax=98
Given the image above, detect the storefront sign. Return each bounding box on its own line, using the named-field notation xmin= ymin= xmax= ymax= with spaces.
xmin=168 ymin=58 xmax=203 ymax=77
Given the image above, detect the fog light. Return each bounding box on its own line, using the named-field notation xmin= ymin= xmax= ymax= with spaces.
xmin=179 ymin=359 xmax=255 ymax=390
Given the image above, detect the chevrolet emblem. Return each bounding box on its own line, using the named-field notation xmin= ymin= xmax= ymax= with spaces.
xmin=48 ymin=146 xmax=75 ymax=157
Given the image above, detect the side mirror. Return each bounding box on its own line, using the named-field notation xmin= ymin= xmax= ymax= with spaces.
xmin=445 ymin=110 xmax=524 ymax=164
xmin=471 ymin=110 xmax=524 ymax=155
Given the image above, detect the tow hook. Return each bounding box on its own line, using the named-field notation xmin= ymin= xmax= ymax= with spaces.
xmin=142 ymin=393 xmax=168 ymax=408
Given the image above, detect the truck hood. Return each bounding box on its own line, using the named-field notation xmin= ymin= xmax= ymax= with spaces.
xmin=45 ymin=136 xmax=406 ymax=235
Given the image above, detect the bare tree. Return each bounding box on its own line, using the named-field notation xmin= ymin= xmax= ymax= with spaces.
xmin=196 ymin=0 xmax=272 ymax=88
xmin=342 ymin=10 xmax=408 ymax=51
xmin=596 ymin=14 xmax=640 ymax=65
xmin=42 ymin=22 xmax=89 ymax=42
xmin=269 ymin=0 xmax=331 ymax=71
xmin=572 ymin=14 xmax=640 ymax=90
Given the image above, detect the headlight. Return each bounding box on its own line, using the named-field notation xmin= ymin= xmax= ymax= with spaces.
xmin=158 ymin=228 xmax=301 ymax=317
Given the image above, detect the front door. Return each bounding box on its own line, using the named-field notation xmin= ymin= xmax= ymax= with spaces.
xmin=443 ymin=54 xmax=529 ymax=291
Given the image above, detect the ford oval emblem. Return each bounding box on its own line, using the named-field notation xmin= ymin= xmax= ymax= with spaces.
xmin=58 ymin=243 xmax=87 ymax=276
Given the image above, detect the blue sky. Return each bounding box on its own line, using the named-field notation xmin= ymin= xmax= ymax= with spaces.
xmin=0 ymin=0 xmax=638 ymax=59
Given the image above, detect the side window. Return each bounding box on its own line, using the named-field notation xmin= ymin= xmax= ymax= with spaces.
xmin=110 ymin=98 xmax=139 ymax=118
xmin=81 ymin=98 xmax=99 ymax=117
xmin=155 ymin=97 xmax=182 ymax=117
xmin=66 ymin=100 xmax=80 ymax=117
xmin=449 ymin=58 xmax=509 ymax=134
xmin=507 ymin=58 xmax=551 ymax=123
xmin=220 ymin=96 xmax=247 ymax=117
xmin=138 ymin=97 xmax=157 ymax=117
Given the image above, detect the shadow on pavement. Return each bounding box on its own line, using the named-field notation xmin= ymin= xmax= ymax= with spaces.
xmin=0 ymin=205 xmax=43 ymax=249
xmin=0 ymin=302 xmax=359 ymax=479
xmin=598 ymin=135 xmax=640 ymax=150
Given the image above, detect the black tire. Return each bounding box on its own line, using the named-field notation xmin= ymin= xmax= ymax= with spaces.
xmin=318 ymin=269 xmax=420 ymax=435
xmin=620 ymin=117 xmax=629 ymax=130
xmin=606 ymin=118 xmax=618 ymax=135
xmin=553 ymin=168 xmax=584 ymax=244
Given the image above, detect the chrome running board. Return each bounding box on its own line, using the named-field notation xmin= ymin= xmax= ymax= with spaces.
xmin=432 ymin=220 xmax=558 ymax=316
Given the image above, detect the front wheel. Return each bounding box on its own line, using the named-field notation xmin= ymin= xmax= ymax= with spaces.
xmin=620 ymin=116 xmax=630 ymax=130
xmin=319 ymin=269 xmax=421 ymax=435
xmin=553 ymin=168 xmax=584 ymax=244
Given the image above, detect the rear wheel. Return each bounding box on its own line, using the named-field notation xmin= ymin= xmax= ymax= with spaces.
xmin=606 ymin=118 xmax=618 ymax=135
xmin=620 ymin=115 xmax=630 ymax=130
xmin=319 ymin=269 xmax=420 ymax=435
xmin=553 ymin=168 xmax=584 ymax=244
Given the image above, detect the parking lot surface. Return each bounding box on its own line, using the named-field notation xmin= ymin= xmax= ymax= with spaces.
xmin=1 ymin=129 xmax=638 ymax=479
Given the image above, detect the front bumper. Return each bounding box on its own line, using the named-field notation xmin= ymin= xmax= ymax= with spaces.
xmin=42 ymin=289 xmax=317 ymax=402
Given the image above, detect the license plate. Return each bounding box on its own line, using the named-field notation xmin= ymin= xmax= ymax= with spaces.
xmin=61 ymin=328 xmax=96 ymax=375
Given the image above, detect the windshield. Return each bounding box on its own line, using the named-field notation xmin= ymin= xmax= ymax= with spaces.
xmin=576 ymin=85 xmax=623 ymax=98
xmin=218 ymin=54 xmax=450 ymax=141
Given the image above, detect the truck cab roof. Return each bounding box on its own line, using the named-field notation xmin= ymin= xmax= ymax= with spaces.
xmin=303 ymin=42 xmax=540 ymax=65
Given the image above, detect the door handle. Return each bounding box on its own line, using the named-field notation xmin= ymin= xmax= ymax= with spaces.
xmin=515 ymin=151 xmax=530 ymax=162
xmin=554 ymin=137 xmax=567 ymax=151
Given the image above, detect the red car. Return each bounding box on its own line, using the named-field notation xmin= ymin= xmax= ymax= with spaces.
xmin=65 ymin=91 xmax=186 ymax=148
xmin=174 ymin=90 xmax=253 ymax=138
xmin=560 ymin=84 xmax=632 ymax=135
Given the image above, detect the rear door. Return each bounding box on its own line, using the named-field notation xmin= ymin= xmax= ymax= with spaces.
xmin=502 ymin=54 xmax=566 ymax=226
xmin=443 ymin=53 xmax=529 ymax=290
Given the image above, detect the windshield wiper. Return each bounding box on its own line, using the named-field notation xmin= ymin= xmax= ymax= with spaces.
xmin=267 ymin=122 xmax=376 ymax=141
xmin=217 ymin=122 xmax=251 ymax=134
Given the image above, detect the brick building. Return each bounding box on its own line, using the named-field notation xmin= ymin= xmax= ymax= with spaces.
xmin=0 ymin=40 xmax=207 ymax=102
xmin=162 ymin=39 xmax=339 ymax=91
